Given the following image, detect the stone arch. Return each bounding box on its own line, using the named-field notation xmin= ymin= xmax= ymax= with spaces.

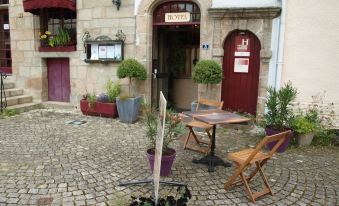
xmin=135 ymin=0 xmax=212 ymax=102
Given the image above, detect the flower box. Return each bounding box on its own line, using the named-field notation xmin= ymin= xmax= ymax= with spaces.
xmin=38 ymin=45 xmax=76 ymax=52
xmin=80 ymin=99 xmax=118 ymax=118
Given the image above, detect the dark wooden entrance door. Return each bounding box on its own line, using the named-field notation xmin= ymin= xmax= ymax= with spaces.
xmin=47 ymin=58 xmax=70 ymax=102
xmin=221 ymin=30 xmax=261 ymax=115
xmin=0 ymin=9 xmax=12 ymax=74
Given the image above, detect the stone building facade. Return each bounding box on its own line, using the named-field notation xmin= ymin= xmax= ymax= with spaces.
xmin=2 ymin=0 xmax=338 ymax=124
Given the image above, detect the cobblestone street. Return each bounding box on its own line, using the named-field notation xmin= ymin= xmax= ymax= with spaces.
xmin=0 ymin=109 xmax=338 ymax=205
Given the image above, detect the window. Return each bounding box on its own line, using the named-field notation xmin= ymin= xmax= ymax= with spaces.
xmin=0 ymin=10 xmax=11 ymax=73
xmin=39 ymin=9 xmax=76 ymax=49
xmin=0 ymin=0 xmax=9 ymax=4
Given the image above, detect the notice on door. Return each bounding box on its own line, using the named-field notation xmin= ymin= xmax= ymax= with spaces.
xmin=235 ymin=36 xmax=250 ymax=57
xmin=234 ymin=58 xmax=249 ymax=73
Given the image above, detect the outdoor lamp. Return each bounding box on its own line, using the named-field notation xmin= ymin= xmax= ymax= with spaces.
xmin=112 ymin=0 xmax=121 ymax=10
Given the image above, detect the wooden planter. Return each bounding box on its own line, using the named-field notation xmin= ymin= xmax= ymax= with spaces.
xmin=80 ymin=99 xmax=118 ymax=118
xmin=38 ymin=45 xmax=76 ymax=52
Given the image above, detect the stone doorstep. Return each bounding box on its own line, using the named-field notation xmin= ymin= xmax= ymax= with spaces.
xmin=3 ymin=82 xmax=15 ymax=90
xmin=4 ymin=88 xmax=24 ymax=97
xmin=43 ymin=101 xmax=77 ymax=111
xmin=6 ymin=102 xmax=43 ymax=113
xmin=6 ymin=95 xmax=33 ymax=106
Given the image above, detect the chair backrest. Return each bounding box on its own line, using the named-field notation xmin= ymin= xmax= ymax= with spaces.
xmin=253 ymin=130 xmax=291 ymax=157
xmin=196 ymin=98 xmax=224 ymax=111
xmin=240 ymin=131 xmax=291 ymax=167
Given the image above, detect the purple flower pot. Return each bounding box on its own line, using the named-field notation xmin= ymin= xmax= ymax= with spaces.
xmin=146 ymin=148 xmax=176 ymax=176
xmin=265 ymin=128 xmax=294 ymax=153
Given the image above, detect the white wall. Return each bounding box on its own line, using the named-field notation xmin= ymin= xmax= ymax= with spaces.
xmin=212 ymin=0 xmax=280 ymax=8
xmin=282 ymin=0 xmax=339 ymax=125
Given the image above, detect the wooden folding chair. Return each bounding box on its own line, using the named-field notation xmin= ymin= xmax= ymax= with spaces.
xmin=183 ymin=98 xmax=224 ymax=155
xmin=224 ymin=130 xmax=291 ymax=203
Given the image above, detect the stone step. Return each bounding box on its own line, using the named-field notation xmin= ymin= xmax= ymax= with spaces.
xmin=3 ymin=82 xmax=15 ymax=89
xmin=6 ymin=95 xmax=33 ymax=107
xmin=4 ymin=88 xmax=24 ymax=97
xmin=6 ymin=102 xmax=43 ymax=113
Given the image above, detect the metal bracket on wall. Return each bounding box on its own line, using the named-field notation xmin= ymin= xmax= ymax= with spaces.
xmin=0 ymin=72 xmax=8 ymax=113
xmin=82 ymin=31 xmax=92 ymax=53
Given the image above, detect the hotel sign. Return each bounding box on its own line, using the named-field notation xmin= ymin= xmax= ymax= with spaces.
xmin=165 ymin=12 xmax=190 ymax=23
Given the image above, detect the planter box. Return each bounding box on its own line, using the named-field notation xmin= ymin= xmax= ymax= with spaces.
xmin=80 ymin=99 xmax=118 ymax=118
xmin=38 ymin=45 xmax=76 ymax=52
xmin=116 ymin=96 xmax=142 ymax=123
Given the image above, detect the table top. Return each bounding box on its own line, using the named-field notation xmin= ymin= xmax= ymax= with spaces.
xmin=183 ymin=109 xmax=251 ymax=125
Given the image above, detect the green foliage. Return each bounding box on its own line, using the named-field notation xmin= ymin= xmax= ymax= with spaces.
xmin=106 ymin=80 xmax=121 ymax=103
xmin=313 ymin=130 xmax=336 ymax=146
xmin=143 ymin=105 xmax=184 ymax=154
xmin=192 ymin=60 xmax=223 ymax=84
xmin=117 ymin=59 xmax=147 ymax=96
xmin=1 ymin=109 xmax=19 ymax=117
xmin=87 ymin=93 xmax=96 ymax=108
xmin=292 ymin=115 xmax=317 ymax=134
xmin=264 ymin=82 xmax=298 ymax=131
xmin=48 ymin=27 xmax=71 ymax=47
xmin=117 ymin=59 xmax=147 ymax=80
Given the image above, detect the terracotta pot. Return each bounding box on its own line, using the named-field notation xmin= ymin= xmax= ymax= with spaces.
xmin=146 ymin=148 xmax=176 ymax=177
xmin=80 ymin=99 xmax=118 ymax=118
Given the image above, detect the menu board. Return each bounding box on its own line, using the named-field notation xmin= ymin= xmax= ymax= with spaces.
xmin=153 ymin=91 xmax=167 ymax=205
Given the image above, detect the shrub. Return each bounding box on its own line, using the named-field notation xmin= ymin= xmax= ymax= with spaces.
xmin=117 ymin=59 xmax=147 ymax=96
xmin=264 ymin=81 xmax=298 ymax=131
xmin=192 ymin=60 xmax=223 ymax=84
xmin=106 ymin=80 xmax=121 ymax=103
xmin=144 ymin=105 xmax=184 ymax=155
xmin=292 ymin=115 xmax=317 ymax=134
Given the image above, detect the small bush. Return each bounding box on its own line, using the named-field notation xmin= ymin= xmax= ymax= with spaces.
xmin=192 ymin=60 xmax=223 ymax=84
xmin=106 ymin=80 xmax=121 ymax=103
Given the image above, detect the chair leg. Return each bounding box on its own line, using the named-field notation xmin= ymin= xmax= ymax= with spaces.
xmin=183 ymin=129 xmax=192 ymax=150
xmin=256 ymin=162 xmax=273 ymax=196
xmin=240 ymin=172 xmax=256 ymax=203
xmin=224 ymin=164 xmax=243 ymax=190
xmin=247 ymin=159 xmax=267 ymax=182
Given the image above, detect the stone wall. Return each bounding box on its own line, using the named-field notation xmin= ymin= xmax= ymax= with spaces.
xmin=9 ymin=0 xmax=141 ymax=105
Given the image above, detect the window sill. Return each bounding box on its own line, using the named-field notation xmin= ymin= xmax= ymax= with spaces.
xmin=38 ymin=45 xmax=76 ymax=52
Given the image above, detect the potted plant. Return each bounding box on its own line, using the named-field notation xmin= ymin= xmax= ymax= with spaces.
xmin=292 ymin=115 xmax=317 ymax=146
xmin=191 ymin=60 xmax=223 ymax=110
xmin=144 ymin=105 xmax=184 ymax=176
xmin=80 ymin=80 xmax=121 ymax=118
xmin=264 ymin=82 xmax=298 ymax=152
xmin=39 ymin=27 xmax=76 ymax=52
xmin=116 ymin=59 xmax=147 ymax=123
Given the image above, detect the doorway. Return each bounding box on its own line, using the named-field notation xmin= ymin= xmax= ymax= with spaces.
xmin=0 ymin=9 xmax=11 ymax=74
xmin=221 ymin=30 xmax=261 ymax=115
xmin=152 ymin=1 xmax=201 ymax=110
xmin=47 ymin=58 xmax=70 ymax=102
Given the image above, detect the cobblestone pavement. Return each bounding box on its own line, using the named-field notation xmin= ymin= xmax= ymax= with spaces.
xmin=0 ymin=109 xmax=338 ymax=206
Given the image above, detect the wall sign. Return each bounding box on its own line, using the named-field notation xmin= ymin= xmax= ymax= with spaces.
xmin=234 ymin=58 xmax=249 ymax=73
xmin=235 ymin=36 xmax=250 ymax=57
xmin=165 ymin=12 xmax=190 ymax=23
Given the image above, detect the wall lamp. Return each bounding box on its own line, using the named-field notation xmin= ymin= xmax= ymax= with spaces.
xmin=112 ymin=0 xmax=121 ymax=10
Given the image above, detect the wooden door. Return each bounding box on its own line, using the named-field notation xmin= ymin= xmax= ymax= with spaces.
xmin=0 ymin=9 xmax=12 ymax=74
xmin=221 ymin=31 xmax=261 ymax=115
xmin=47 ymin=58 xmax=70 ymax=102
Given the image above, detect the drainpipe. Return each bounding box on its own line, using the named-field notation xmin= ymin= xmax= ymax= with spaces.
xmin=275 ymin=0 xmax=287 ymax=90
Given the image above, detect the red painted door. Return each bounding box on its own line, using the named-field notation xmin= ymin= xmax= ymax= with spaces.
xmin=0 ymin=9 xmax=12 ymax=74
xmin=47 ymin=58 xmax=70 ymax=102
xmin=221 ymin=31 xmax=261 ymax=115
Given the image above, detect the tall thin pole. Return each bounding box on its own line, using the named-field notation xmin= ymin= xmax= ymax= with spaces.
xmin=0 ymin=72 xmax=7 ymax=113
